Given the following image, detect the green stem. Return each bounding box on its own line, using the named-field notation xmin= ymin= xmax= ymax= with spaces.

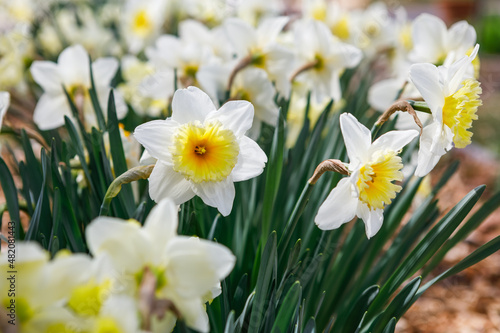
xmin=99 ymin=164 xmax=155 ymax=216
xmin=278 ymin=183 xmax=315 ymax=252
xmin=407 ymin=100 xmax=432 ymax=114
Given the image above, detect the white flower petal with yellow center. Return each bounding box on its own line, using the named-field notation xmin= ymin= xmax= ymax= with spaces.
xmin=134 ymin=86 xmax=267 ymax=216
xmin=30 ymin=44 xmax=127 ymax=130
xmin=292 ymin=19 xmax=362 ymax=102
xmin=121 ymin=0 xmax=168 ymax=54
xmin=315 ymin=113 xmax=418 ymax=238
xmin=86 ymin=199 xmax=236 ymax=332
xmin=224 ymin=16 xmax=295 ymax=96
xmin=410 ymin=44 xmax=482 ymax=177
xmin=409 ymin=13 xmax=476 ymax=67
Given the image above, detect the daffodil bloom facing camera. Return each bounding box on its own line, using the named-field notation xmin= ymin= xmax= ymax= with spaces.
xmin=30 ymin=44 xmax=127 ymax=130
xmin=315 ymin=113 xmax=418 ymax=238
xmin=134 ymin=86 xmax=267 ymax=216
xmin=410 ymin=45 xmax=482 ymax=177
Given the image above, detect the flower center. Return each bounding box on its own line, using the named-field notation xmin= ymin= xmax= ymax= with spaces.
xmin=67 ymin=279 xmax=112 ymax=317
xmin=170 ymin=121 xmax=239 ymax=183
xmin=442 ymin=79 xmax=482 ymax=149
xmin=332 ymin=16 xmax=350 ymax=40
xmin=95 ymin=317 xmax=123 ymax=333
xmin=356 ymin=150 xmax=404 ymax=210
xmin=132 ymin=9 xmax=152 ymax=37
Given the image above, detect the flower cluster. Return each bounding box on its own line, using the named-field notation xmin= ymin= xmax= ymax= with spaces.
xmin=0 ymin=0 xmax=488 ymax=332
xmin=0 ymin=200 xmax=235 ymax=332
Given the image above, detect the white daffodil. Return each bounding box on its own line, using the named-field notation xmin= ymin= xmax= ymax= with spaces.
xmin=134 ymin=86 xmax=267 ymax=216
xmin=0 ymin=243 xmax=99 ymax=332
xmin=146 ymin=33 xmax=215 ymax=89
xmin=0 ymin=91 xmax=9 ymax=130
xmin=292 ymin=19 xmax=362 ymax=102
xmin=179 ymin=19 xmax=234 ymax=62
xmin=410 ymin=45 xmax=482 ymax=177
xmin=409 ymin=13 xmax=476 ymax=67
xmin=315 ymin=113 xmax=418 ymax=238
xmin=121 ymin=0 xmax=168 ymax=54
xmin=30 ymin=44 xmax=127 ymax=130
xmin=224 ymin=16 xmax=295 ymax=96
xmin=118 ymin=55 xmax=172 ymax=118
xmin=86 ymin=199 xmax=236 ymax=332
xmin=303 ymin=0 xmax=352 ymax=42
xmin=198 ymin=65 xmax=279 ymax=139
xmin=236 ymin=0 xmax=283 ymax=27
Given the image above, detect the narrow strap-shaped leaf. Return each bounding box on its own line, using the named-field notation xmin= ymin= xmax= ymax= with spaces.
xmin=271 ymin=281 xmax=302 ymax=333
xmin=0 ymin=157 xmax=22 ymax=239
xmin=250 ymin=232 xmax=278 ymax=332
xmin=335 ymin=285 xmax=379 ymax=333
xmin=366 ymin=185 xmax=485 ymax=319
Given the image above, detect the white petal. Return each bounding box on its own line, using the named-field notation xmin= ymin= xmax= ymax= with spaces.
xmin=133 ymin=120 xmax=177 ymax=162
xmin=171 ymin=86 xmax=217 ymax=124
xmin=256 ymin=16 xmax=289 ymax=48
xmin=58 ymin=44 xmax=91 ymax=87
xmin=370 ymin=129 xmax=419 ymax=153
xmin=30 ymin=61 xmax=62 ymax=93
xmin=447 ymin=21 xmax=476 ymax=53
xmin=445 ymin=44 xmax=479 ymax=95
xmin=166 ymin=237 xmax=235 ymax=299
xmin=33 ymin=93 xmax=71 ymax=130
xmin=148 ymin=162 xmax=196 ymax=204
xmin=414 ymin=121 xmax=453 ymax=177
xmin=92 ymin=57 xmax=119 ymax=86
xmin=139 ymin=150 xmax=157 ymax=166
xmin=410 ymin=14 xmax=446 ymax=63
xmin=368 ymin=78 xmax=404 ymax=111
xmin=315 ymin=177 xmax=358 ymax=230
xmin=143 ymin=199 xmax=179 ymax=248
xmin=231 ymin=136 xmax=267 ymax=182
xmin=192 ymin=177 xmax=235 ymax=216
xmin=86 ymin=217 xmax=147 ymax=272
xmin=101 ymin=295 xmax=139 ymax=333
xmin=0 ymin=92 xmax=10 ymax=128
xmin=205 ymin=100 xmax=254 ymax=137
xmin=224 ymin=18 xmax=256 ymax=57
xmin=173 ymin=297 xmax=209 ymax=333
xmin=340 ymin=113 xmax=372 ymax=166
xmin=409 ymin=63 xmax=445 ymax=120
xmin=357 ymin=203 xmax=384 ymax=239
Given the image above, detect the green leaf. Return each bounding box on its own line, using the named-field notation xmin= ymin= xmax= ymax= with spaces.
xmin=271 ymin=281 xmax=302 ymax=333
xmin=369 ymin=276 xmax=421 ymax=333
xmin=262 ymin=109 xmax=285 ymax=243
xmin=336 ymin=285 xmax=379 ymax=333
xmin=423 ymin=190 xmax=500 ymax=276
xmin=0 ymin=157 xmax=23 ymax=239
xmin=106 ymin=90 xmax=135 ymax=215
xmin=381 ymin=318 xmax=396 ymax=333
xmin=88 ymin=55 xmax=106 ymax=131
xmin=249 ymin=231 xmax=277 ymax=332
xmin=366 ymin=185 xmax=485 ymax=319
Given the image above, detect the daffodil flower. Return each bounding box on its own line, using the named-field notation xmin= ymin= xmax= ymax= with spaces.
xmin=409 ymin=13 xmax=476 ymax=67
xmin=315 ymin=113 xmax=418 ymax=238
xmin=121 ymin=0 xmax=168 ymax=54
xmin=410 ymin=45 xmax=482 ymax=177
xmin=134 ymin=86 xmax=267 ymax=216
xmin=30 ymin=44 xmax=127 ymax=130
xmin=292 ymin=19 xmax=362 ymax=102
xmin=86 ymin=199 xmax=236 ymax=332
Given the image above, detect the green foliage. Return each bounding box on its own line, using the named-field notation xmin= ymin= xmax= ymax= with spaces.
xmin=1 ymin=70 xmax=499 ymax=333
